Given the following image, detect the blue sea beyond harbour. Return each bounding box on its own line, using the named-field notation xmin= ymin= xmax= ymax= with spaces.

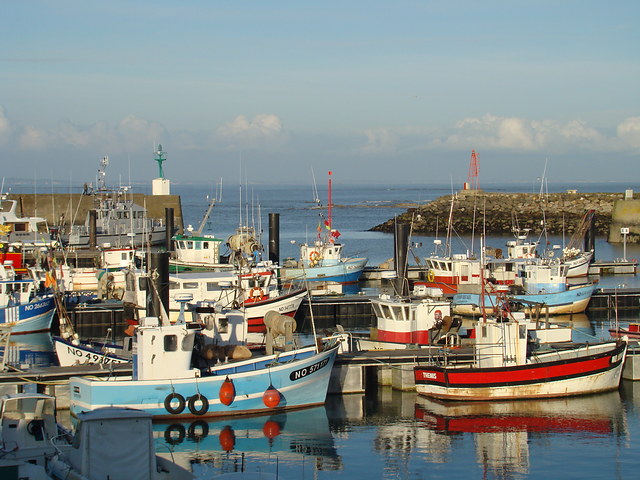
xmin=9 ymin=180 xmax=640 ymax=478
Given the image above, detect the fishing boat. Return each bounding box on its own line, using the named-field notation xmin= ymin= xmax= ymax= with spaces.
xmin=170 ymin=233 xmax=229 ymax=272
xmin=169 ymin=193 xmax=233 ymax=273
xmin=356 ymin=285 xmax=461 ymax=350
xmin=281 ymin=172 xmax=368 ymax=284
xmin=126 ymin=266 xmax=306 ymax=332
xmin=57 ymin=156 xmax=168 ymax=248
xmin=0 ymin=191 xmax=53 ymax=248
xmin=69 ymin=315 xmax=341 ymax=419
xmin=58 ymin=245 xmax=136 ymax=294
xmin=53 ymin=335 xmax=131 ymax=367
xmin=413 ymin=316 xmax=627 ymax=401
xmin=0 ymin=263 xmax=55 ymax=334
xmin=451 ymin=261 xmax=597 ymax=316
xmin=452 ymin=282 xmax=597 ymax=316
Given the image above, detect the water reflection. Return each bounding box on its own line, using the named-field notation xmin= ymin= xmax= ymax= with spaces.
xmin=414 ymin=391 xmax=626 ymax=479
xmin=153 ymin=406 xmax=341 ymax=476
xmin=0 ymin=332 xmax=56 ymax=367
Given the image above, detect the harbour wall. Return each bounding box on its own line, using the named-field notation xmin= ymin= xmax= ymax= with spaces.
xmin=8 ymin=193 xmax=184 ymax=233
xmin=608 ymin=198 xmax=640 ymax=243
xmin=370 ymin=190 xmax=639 ymax=242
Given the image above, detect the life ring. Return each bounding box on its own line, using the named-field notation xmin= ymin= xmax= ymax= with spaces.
xmin=187 ymin=420 xmax=209 ymax=441
xmin=250 ymin=287 xmax=265 ymax=298
xmin=309 ymin=251 xmax=321 ymax=263
xmin=164 ymin=393 xmax=186 ymax=415
xmin=164 ymin=424 xmax=186 ymax=445
xmin=426 ymin=269 xmax=435 ymax=283
xmin=188 ymin=393 xmax=209 ymax=416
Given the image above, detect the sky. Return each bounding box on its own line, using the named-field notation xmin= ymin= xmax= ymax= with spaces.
xmin=1 ymin=0 xmax=639 ymax=188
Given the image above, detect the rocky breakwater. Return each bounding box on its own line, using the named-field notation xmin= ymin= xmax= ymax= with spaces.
xmin=370 ymin=191 xmax=622 ymax=236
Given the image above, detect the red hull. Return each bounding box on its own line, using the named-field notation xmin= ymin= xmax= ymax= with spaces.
xmin=415 ymin=342 xmax=626 ymax=393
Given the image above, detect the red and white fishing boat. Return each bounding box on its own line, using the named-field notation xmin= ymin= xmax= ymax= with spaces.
xmin=414 ymin=317 xmax=628 ymax=401
xmin=363 ymin=285 xmax=460 ymax=349
xmin=124 ymin=266 xmax=306 ymax=333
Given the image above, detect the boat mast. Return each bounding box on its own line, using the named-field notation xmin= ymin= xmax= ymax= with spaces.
xmin=327 ymin=171 xmax=332 ymax=231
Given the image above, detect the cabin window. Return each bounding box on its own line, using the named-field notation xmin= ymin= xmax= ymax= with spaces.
xmin=187 ymin=241 xmax=194 ymax=249
xmin=203 ymin=242 xmax=209 ymax=249
xmin=182 ymin=282 xmax=198 ymax=289
xmin=206 ymin=282 xmax=219 ymax=291
xmin=391 ymin=306 xmax=403 ymax=320
xmin=164 ymin=335 xmax=178 ymax=352
xmin=380 ymin=305 xmax=392 ymax=319
xmin=22 ymin=283 xmax=29 ymax=293
xmin=195 ymin=242 xmax=201 ymax=250
xmin=14 ymin=222 xmax=27 ymax=232
xmin=138 ymin=278 xmax=148 ymax=291
xmin=169 ymin=281 xmax=180 ymax=290
xmin=371 ymin=303 xmax=382 ymax=317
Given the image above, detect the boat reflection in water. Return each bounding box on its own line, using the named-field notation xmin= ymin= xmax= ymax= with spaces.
xmin=414 ymin=391 xmax=626 ymax=478
xmin=0 ymin=332 xmax=56 ymax=367
xmin=153 ymin=405 xmax=341 ymax=477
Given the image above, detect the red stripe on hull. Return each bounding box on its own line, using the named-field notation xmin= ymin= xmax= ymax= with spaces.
xmin=247 ymin=311 xmax=295 ymax=333
xmin=445 ymin=356 xmax=613 ymax=386
xmin=377 ymin=329 xmax=430 ymax=345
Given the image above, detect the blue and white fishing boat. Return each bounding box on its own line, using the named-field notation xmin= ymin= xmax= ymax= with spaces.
xmin=281 ymin=172 xmax=368 ymax=284
xmin=451 ymin=261 xmax=597 ymax=316
xmin=69 ymin=315 xmax=341 ymax=419
xmin=281 ymin=241 xmax=368 ymax=283
xmin=0 ymin=264 xmax=55 ymax=334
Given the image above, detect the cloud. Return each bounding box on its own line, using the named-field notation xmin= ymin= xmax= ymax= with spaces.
xmin=358 ymin=127 xmax=399 ymax=154
xmin=215 ymin=114 xmax=288 ymax=150
xmin=0 ymin=107 xmax=12 ymax=145
xmin=57 ymin=120 xmax=115 ymax=149
xmin=440 ymin=114 xmax=613 ymax=152
xmin=116 ymin=115 xmax=167 ymax=153
xmin=617 ymin=117 xmax=640 ymax=149
xmin=17 ymin=125 xmax=52 ymax=150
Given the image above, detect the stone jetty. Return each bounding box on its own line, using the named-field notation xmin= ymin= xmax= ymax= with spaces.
xmin=370 ymin=190 xmax=623 ymax=236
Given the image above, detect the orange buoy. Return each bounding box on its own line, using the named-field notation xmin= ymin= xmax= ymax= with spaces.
xmin=219 ymin=426 xmax=235 ymax=451
xmin=262 ymin=420 xmax=281 ymax=439
xmin=219 ymin=377 xmax=235 ymax=406
xmin=262 ymin=385 xmax=281 ymax=408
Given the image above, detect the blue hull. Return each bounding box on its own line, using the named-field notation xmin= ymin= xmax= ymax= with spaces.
xmin=452 ymin=283 xmax=597 ymax=315
xmin=0 ymin=296 xmax=56 ymax=334
xmin=70 ymin=345 xmax=338 ymax=419
xmin=282 ymin=258 xmax=368 ymax=283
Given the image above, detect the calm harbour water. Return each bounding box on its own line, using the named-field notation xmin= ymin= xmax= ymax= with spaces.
xmin=155 ymin=384 xmax=640 ymax=480
xmin=8 ymin=181 xmax=640 ymax=478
